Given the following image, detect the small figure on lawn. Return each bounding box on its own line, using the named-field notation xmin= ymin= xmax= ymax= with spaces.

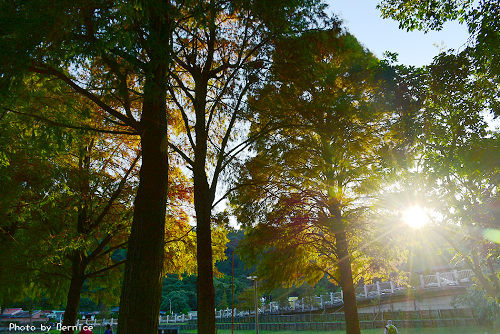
xmin=384 ymin=320 xmax=398 ymax=334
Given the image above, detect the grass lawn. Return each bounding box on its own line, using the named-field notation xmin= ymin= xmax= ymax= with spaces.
xmin=48 ymin=327 xmax=116 ymax=334
xmin=46 ymin=326 xmax=494 ymax=334
xmin=182 ymin=327 xmax=493 ymax=334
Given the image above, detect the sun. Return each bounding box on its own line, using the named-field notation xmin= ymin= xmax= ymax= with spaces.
xmin=402 ymin=205 xmax=429 ymax=229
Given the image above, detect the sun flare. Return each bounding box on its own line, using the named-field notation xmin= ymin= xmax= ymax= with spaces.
xmin=402 ymin=205 xmax=429 ymax=229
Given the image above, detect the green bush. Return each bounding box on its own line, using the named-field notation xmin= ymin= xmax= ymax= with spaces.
xmin=453 ymin=285 xmax=499 ymax=326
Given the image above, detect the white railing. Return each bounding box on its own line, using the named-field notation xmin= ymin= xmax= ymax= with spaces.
xmin=457 ymin=269 xmax=473 ymax=283
xmin=214 ymin=269 xmax=475 ymax=316
xmin=419 ymin=269 xmax=473 ymax=289
xmin=75 ymin=318 xmax=118 ymax=327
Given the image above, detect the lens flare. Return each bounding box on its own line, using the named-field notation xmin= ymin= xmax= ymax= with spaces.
xmin=402 ymin=206 xmax=429 ymax=229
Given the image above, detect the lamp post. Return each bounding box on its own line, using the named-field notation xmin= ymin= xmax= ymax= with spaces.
xmin=230 ymin=239 xmax=240 ymax=334
xmin=231 ymin=251 xmax=234 ymax=334
xmin=247 ymin=276 xmax=258 ymax=334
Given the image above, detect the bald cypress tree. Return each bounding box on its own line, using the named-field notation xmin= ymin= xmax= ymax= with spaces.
xmin=232 ymin=30 xmax=404 ymax=334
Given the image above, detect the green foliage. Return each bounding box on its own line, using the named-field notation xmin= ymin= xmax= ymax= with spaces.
xmin=232 ymin=28 xmax=405 ymax=290
xmin=162 ymin=290 xmax=194 ymax=315
xmin=377 ymin=0 xmax=500 ymax=76
xmin=0 ymin=101 xmax=136 ymax=307
xmin=418 ymin=53 xmax=498 ymax=298
xmin=377 ymin=0 xmax=473 ymax=32
xmin=374 ymin=31 xmax=499 ymax=300
xmin=158 ymin=231 xmax=255 ymax=313
xmin=161 ymin=275 xmax=197 ymax=313
xmin=236 ymin=286 xmax=263 ymax=310
xmin=453 ymin=285 xmax=499 ymax=326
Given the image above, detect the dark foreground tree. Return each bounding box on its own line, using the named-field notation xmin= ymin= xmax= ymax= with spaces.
xmin=0 ymin=96 xmax=138 ymax=333
xmin=1 ymin=1 xmax=328 ymax=331
xmin=0 ymin=74 xmax=215 ymax=333
xmin=0 ymin=2 xmax=175 ymax=332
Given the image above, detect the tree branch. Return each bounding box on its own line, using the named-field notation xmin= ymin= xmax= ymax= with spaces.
xmin=165 ymin=226 xmax=194 ymax=244
xmin=5 ymin=108 xmax=139 ymax=135
xmin=210 ymin=83 xmax=249 ymax=193
xmin=168 ymin=142 xmax=194 ymax=167
xmin=28 ymin=63 xmax=139 ymax=129
xmin=90 ymin=152 xmax=141 ymax=231
xmin=85 ymin=259 xmax=126 ymax=278
xmin=167 ymin=85 xmax=195 ymax=149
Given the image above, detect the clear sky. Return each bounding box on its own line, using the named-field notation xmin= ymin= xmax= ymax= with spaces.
xmin=325 ymin=0 xmax=470 ymax=66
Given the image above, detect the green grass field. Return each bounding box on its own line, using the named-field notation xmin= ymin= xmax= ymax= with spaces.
xmin=46 ymin=326 xmax=494 ymax=334
xmin=181 ymin=327 xmax=494 ymax=334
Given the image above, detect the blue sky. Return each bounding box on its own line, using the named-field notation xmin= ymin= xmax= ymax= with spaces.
xmin=325 ymin=0 xmax=470 ymax=66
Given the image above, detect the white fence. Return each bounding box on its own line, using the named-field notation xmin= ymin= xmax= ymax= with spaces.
xmin=419 ymin=269 xmax=473 ymax=289
xmin=75 ymin=318 xmax=118 ymax=327
xmin=167 ymin=269 xmax=474 ymax=320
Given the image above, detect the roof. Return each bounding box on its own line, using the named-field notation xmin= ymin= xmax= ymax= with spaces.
xmin=3 ymin=310 xmax=42 ymax=318
xmin=10 ymin=311 xmax=31 ymax=318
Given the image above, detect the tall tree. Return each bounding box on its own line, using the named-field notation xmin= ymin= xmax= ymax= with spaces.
xmin=0 ymin=102 xmax=138 ymax=334
xmin=0 ymin=111 xmax=212 ymax=334
xmin=0 ymin=2 xmax=177 ymax=332
xmin=0 ymin=2 xmax=328 ymax=331
xmin=166 ymin=1 xmax=328 ymax=331
xmin=414 ymin=52 xmax=498 ymax=299
xmin=0 ymin=73 xmax=206 ymax=333
xmin=378 ymin=0 xmax=499 ymax=297
xmin=231 ymin=29 xmax=403 ymax=334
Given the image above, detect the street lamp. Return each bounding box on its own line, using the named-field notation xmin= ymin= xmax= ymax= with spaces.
xmin=247 ymin=276 xmax=259 ymax=334
xmin=231 ymin=249 xmax=236 ymax=334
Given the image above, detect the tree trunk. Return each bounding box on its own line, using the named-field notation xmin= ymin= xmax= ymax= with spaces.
xmin=336 ymin=228 xmax=361 ymax=334
xmin=61 ymin=256 xmax=85 ymax=334
xmin=117 ymin=61 xmax=168 ymax=334
xmin=192 ymin=70 xmax=216 ymax=333
xmin=194 ymin=170 xmax=216 ymax=333
xmin=486 ymin=256 xmax=500 ymax=302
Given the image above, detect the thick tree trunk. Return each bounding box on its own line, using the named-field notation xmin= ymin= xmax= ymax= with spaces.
xmin=336 ymin=228 xmax=361 ymax=334
xmin=61 ymin=256 xmax=85 ymax=334
xmin=194 ymin=167 xmax=216 ymax=333
xmin=191 ymin=72 xmax=217 ymax=332
xmin=117 ymin=62 xmax=168 ymax=334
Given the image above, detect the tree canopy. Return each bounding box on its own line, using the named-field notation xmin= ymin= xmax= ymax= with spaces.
xmin=231 ymin=28 xmax=410 ymax=334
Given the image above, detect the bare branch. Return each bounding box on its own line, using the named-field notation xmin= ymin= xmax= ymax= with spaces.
xmin=210 ymin=83 xmax=249 ymax=193
xmin=169 ymin=69 xmax=195 ymax=102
